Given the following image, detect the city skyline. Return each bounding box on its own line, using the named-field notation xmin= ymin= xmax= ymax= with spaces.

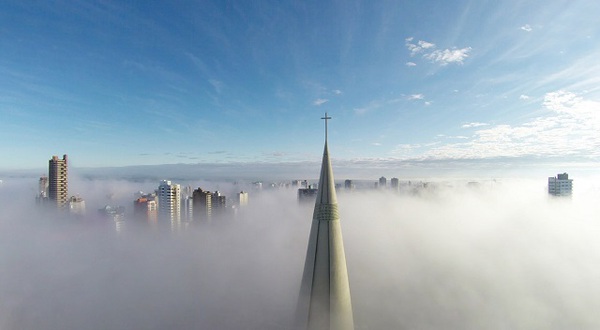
xmin=1 ymin=1 xmax=599 ymax=173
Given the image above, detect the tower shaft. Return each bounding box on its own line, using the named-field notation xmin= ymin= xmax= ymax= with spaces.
xmin=297 ymin=124 xmax=354 ymax=329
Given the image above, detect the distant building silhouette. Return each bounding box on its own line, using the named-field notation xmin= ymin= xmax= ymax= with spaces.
xmin=344 ymin=179 xmax=354 ymax=191
xmin=99 ymin=205 xmax=125 ymax=221
xmin=211 ymin=191 xmax=226 ymax=216
xmin=48 ymin=154 xmax=68 ymax=209
xmin=237 ymin=191 xmax=249 ymax=207
xmin=36 ymin=176 xmax=49 ymax=204
xmin=379 ymin=176 xmax=387 ymax=188
xmin=391 ymin=177 xmax=399 ymax=190
xmin=68 ymin=196 xmax=85 ymax=216
xmin=39 ymin=176 xmax=48 ymax=197
xmin=548 ymin=173 xmax=573 ymax=196
xmin=298 ymin=185 xmax=318 ymax=203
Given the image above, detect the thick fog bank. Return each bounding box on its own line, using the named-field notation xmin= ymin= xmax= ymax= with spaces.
xmin=341 ymin=180 xmax=600 ymax=329
xmin=1 ymin=178 xmax=599 ymax=329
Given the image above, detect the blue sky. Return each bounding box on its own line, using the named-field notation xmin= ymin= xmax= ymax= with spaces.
xmin=1 ymin=0 xmax=599 ymax=173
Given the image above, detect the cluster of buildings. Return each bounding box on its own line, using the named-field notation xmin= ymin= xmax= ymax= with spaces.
xmin=297 ymin=173 xmax=574 ymax=202
xmin=25 ymin=116 xmax=579 ymax=329
xmin=36 ymin=155 xmax=249 ymax=224
xmin=133 ymin=180 xmax=248 ymax=223
xmin=35 ymin=153 xmax=575 ymax=225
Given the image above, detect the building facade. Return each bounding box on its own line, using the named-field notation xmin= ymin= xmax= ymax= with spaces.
xmin=192 ymin=188 xmax=212 ymax=221
xmin=237 ymin=191 xmax=249 ymax=207
xmin=68 ymin=196 xmax=86 ymax=215
xmin=48 ymin=155 xmax=68 ymax=209
xmin=211 ymin=191 xmax=226 ymax=216
xmin=548 ymin=173 xmax=573 ymax=196
xmin=134 ymin=193 xmax=158 ymax=222
xmin=378 ymin=176 xmax=387 ymax=188
xmin=158 ymin=180 xmax=181 ymax=221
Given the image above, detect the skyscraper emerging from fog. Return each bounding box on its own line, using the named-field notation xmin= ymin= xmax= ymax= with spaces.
xmin=158 ymin=180 xmax=181 ymax=221
xmin=48 ymin=155 xmax=68 ymax=209
xmin=192 ymin=188 xmax=212 ymax=221
xmin=379 ymin=176 xmax=387 ymax=188
xmin=548 ymin=173 xmax=573 ymax=196
xmin=297 ymin=114 xmax=353 ymax=330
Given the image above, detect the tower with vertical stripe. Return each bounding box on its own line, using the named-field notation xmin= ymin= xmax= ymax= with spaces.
xmin=297 ymin=113 xmax=354 ymax=330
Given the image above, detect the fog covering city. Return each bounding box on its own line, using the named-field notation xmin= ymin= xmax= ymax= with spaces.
xmin=1 ymin=173 xmax=599 ymax=330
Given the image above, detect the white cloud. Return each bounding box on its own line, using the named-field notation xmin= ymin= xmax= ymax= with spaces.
xmin=405 ymin=38 xmax=437 ymax=56
xmin=332 ymin=89 xmax=343 ymax=95
xmin=519 ymin=94 xmax=530 ymax=100
xmin=424 ymin=47 xmax=472 ymax=65
xmin=313 ymin=98 xmax=329 ymax=106
xmin=422 ymin=91 xmax=600 ymax=160
xmin=405 ymin=37 xmax=471 ymax=66
xmin=407 ymin=94 xmax=425 ymax=100
xmin=462 ymin=122 xmax=489 ymax=128
xmin=371 ymin=142 xmax=382 ymax=146
xmin=424 ymin=101 xmax=432 ymax=106
xmin=520 ymin=24 xmax=532 ymax=32
xmin=418 ymin=40 xmax=435 ymax=49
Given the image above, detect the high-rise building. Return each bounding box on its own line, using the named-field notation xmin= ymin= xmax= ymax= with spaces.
xmin=157 ymin=180 xmax=181 ymax=221
xmin=548 ymin=173 xmax=573 ymax=196
xmin=36 ymin=176 xmax=49 ymax=204
xmin=237 ymin=191 xmax=249 ymax=207
xmin=134 ymin=193 xmax=158 ymax=222
xmin=297 ymin=114 xmax=353 ymax=330
xmin=39 ymin=176 xmax=49 ymax=197
xmin=379 ymin=176 xmax=387 ymax=188
xmin=212 ymin=191 xmax=226 ymax=216
xmin=391 ymin=177 xmax=399 ymax=190
xmin=48 ymin=155 xmax=68 ymax=209
xmin=344 ymin=179 xmax=354 ymax=191
xmin=182 ymin=196 xmax=193 ymax=222
xmin=298 ymin=185 xmax=318 ymax=203
xmin=68 ymin=196 xmax=86 ymax=216
xmin=192 ymin=188 xmax=212 ymax=221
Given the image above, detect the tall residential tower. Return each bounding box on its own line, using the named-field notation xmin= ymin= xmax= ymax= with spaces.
xmin=48 ymin=155 xmax=68 ymax=209
xmin=158 ymin=180 xmax=181 ymax=221
xmin=297 ymin=114 xmax=354 ymax=330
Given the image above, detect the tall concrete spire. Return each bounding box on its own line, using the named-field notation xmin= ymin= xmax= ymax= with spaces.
xmin=297 ymin=113 xmax=354 ymax=330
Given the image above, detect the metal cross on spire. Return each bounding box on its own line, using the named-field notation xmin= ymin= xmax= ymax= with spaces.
xmin=321 ymin=112 xmax=332 ymax=142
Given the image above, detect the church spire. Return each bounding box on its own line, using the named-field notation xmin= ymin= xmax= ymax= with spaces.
xmin=296 ymin=113 xmax=354 ymax=330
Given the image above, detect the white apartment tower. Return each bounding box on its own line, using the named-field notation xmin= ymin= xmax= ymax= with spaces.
xmin=158 ymin=180 xmax=181 ymax=220
xmin=548 ymin=173 xmax=573 ymax=196
xmin=237 ymin=191 xmax=249 ymax=207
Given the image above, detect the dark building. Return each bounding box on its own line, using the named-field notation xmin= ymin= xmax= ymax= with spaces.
xmin=192 ymin=188 xmax=212 ymax=221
